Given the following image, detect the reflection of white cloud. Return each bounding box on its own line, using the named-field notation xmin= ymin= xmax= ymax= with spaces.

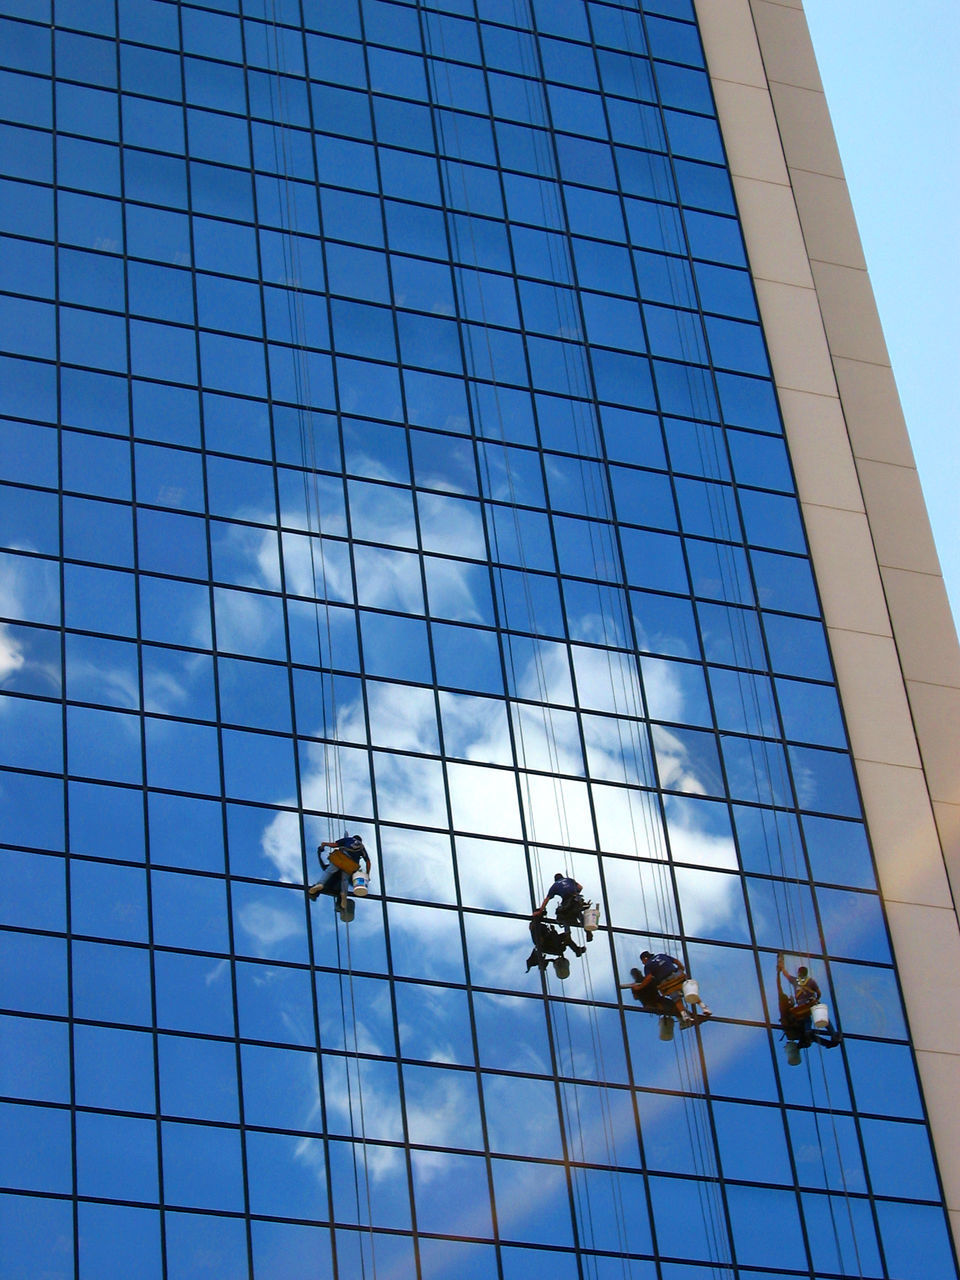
xmin=348 ymin=482 xmax=417 ymax=549
xmin=423 ymin=556 xmax=487 ymax=622
xmin=464 ymin=912 xmax=529 ymax=989
xmin=572 ymin=645 xmax=643 ymax=716
xmin=651 ymin=724 xmax=708 ymax=795
xmin=440 ymin=691 xmax=512 ymax=764
xmin=447 ymin=761 xmax=522 ymax=839
xmin=204 ymin=958 xmax=230 ymax=987
xmin=353 ymin=545 xmax=423 ymax=612
xmin=0 ymin=623 xmax=24 ymax=681
xmin=667 ymin=815 xmax=737 ymax=870
xmin=259 ymin=809 xmax=304 ymax=882
xmin=521 ymin=773 xmax=593 ymax=848
xmin=674 ymin=866 xmax=740 ymax=938
xmin=405 ymin=1076 xmax=477 ymax=1174
xmin=511 ymin=702 xmax=581 ymax=774
xmin=237 ymin=900 xmax=302 ymax=948
xmin=368 ymin=683 xmax=439 ymax=754
xmin=281 ymin=531 xmax=353 ymax=600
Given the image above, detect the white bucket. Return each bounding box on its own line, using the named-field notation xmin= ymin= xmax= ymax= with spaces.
xmin=659 ymin=1015 xmax=675 ymax=1042
xmin=582 ymin=903 xmax=599 ymax=933
xmin=682 ymin=978 xmax=700 ymax=1005
xmin=785 ymin=1041 xmax=801 ymax=1067
xmin=351 ymin=870 xmax=369 ymax=897
xmin=810 ymin=1002 xmax=829 ymax=1029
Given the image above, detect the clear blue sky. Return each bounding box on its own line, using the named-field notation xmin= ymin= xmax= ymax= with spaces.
xmin=803 ymin=0 xmax=960 ymax=634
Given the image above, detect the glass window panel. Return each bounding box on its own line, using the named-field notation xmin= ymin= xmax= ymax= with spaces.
xmin=162 ymin=1120 xmax=246 ymax=1212
xmin=789 ymin=744 xmax=860 ymax=817
xmin=371 ymin=749 xmax=445 ymax=829
xmin=775 ymin=675 xmax=846 ymax=747
xmin=62 ymin=784 xmax=140 ymax=875
xmin=242 ymin=1042 xmax=321 ymax=1133
xmin=762 ymin=609 xmax=831 ymax=679
xmin=0 ymin=1193 xmax=72 ymax=1278
xmin=144 ymin=715 xmax=220 ymax=794
xmin=154 ymin=949 xmax=235 ymax=1036
xmin=816 ymin=885 xmax=891 ymax=964
xmin=0 ymin=847 xmax=64 ymax=935
xmin=648 ymin=1175 xmax=730 ymax=1264
xmin=725 ymin=1184 xmax=806 ymax=1271
xmin=70 ymin=859 xmax=149 ymax=944
xmin=708 ymin=665 xmax=778 ymax=736
xmin=620 ymin=528 xmax=687 ymax=593
xmin=845 ymin=1038 xmax=923 ymax=1119
xmin=802 ymin=815 xmax=876 ymax=890
xmin=165 ymin=1211 xmax=249 ymax=1278
xmin=746 ymin=876 xmax=817 ymax=955
xmin=0 ymin=1014 xmax=69 ymax=1106
xmin=232 ymin=880 xmax=310 ymax=964
xmin=360 ymin=610 xmax=432 ymax=681
xmin=387 ymin=901 xmax=465 ymax=983
xmin=0 ymin=1101 xmax=71 ymax=1195
xmin=654 ymin=722 xmax=723 ymax=796
xmin=664 ymin=793 xmax=736 ymax=869
xmin=697 ymin=600 xmax=765 ymax=669
xmin=721 ymin=736 xmax=791 ymax=807
xmin=642 ymin=655 xmax=711 ymax=727
xmin=66 ymin=702 xmax=140 ymax=782
xmin=73 ymin=1022 xmax=156 ymax=1114
xmin=0 ymin=420 xmax=57 ymax=490
xmin=76 ymin=1110 xmax=158 ymax=1202
xmin=394 ymin=982 xmax=472 ymax=1065
xmin=877 ymin=1201 xmax=957 ymax=1280
xmin=727 ymin=427 xmax=794 ymax=491
xmin=158 ymin=1034 xmax=239 ymax=1125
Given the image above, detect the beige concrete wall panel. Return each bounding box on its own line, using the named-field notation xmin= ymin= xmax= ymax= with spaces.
xmin=808 ymin=260 xmax=891 ymax=366
xmin=881 ymin=568 xmax=960 ymax=688
xmin=802 ymin=506 xmax=892 ymax=636
xmin=931 ymin=800 xmax=960 ymax=896
xmin=750 ymin=0 xmax=824 ymax=92
xmin=710 ymin=81 xmax=790 ymax=185
xmin=767 ymin=80 xmax=844 ymax=179
xmin=830 ymin=357 xmax=917 ymax=468
xmin=752 ymin=278 xmax=836 ymax=394
xmin=693 ymin=0 xmax=767 ymax=89
xmin=904 ymin=682 xmax=960 ymax=807
xmin=913 ymin=1050 xmax=960 ymax=1215
xmin=788 ymin=168 xmax=867 ymax=271
xmin=828 ymin=630 xmax=923 ymax=770
xmin=854 ymin=761 xmax=954 ymax=908
xmin=883 ymin=901 xmax=960 ymax=1054
xmin=729 ymin=179 xmax=813 ymax=287
xmin=856 ymin=459 xmax=944 ymax=576
xmin=776 ymin=388 xmax=865 ymax=512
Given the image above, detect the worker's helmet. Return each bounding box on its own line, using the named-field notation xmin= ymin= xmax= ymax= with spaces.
xmin=640 ymin=950 xmax=652 ymax=962
xmin=798 ymin=966 xmax=808 ymax=977
xmin=554 ymin=873 xmax=564 ymax=881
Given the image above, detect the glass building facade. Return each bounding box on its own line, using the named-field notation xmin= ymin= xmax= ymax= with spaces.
xmin=1 ymin=0 xmax=957 ymax=1277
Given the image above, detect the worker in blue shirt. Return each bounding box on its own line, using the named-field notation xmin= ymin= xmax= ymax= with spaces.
xmin=537 ymin=873 xmax=591 ymax=940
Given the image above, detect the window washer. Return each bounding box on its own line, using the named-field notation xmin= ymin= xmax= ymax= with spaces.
xmin=307 ymin=833 xmax=371 ymax=921
xmin=537 ymin=873 xmax=593 ymax=941
xmin=526 ymin=907 xmax=585 ymax=978
xmin=625 ymin=951 xmax=712 ymax=1027
xmin=776 ymin=955 xmax=839 ymax=1058
xmin=778 ymin=955 xmax=820 ymax=1010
